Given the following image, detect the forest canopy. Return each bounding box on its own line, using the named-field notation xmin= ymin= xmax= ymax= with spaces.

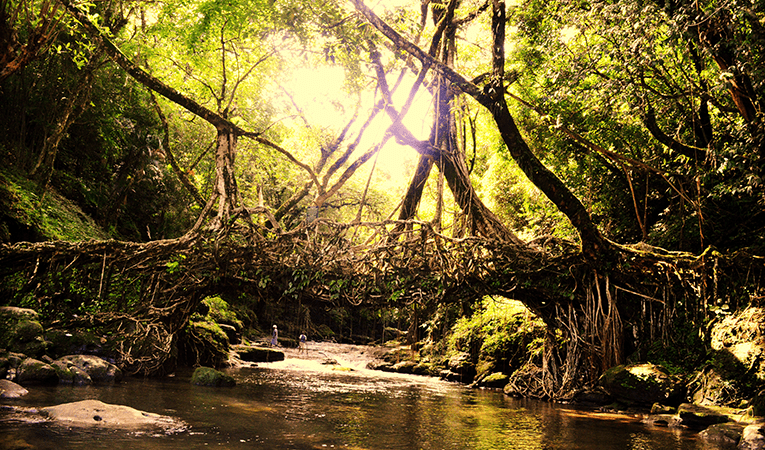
xmin=1 ymin=0 xmax=764 ymax=397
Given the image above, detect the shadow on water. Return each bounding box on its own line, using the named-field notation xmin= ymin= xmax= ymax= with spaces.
xmin=0 ymin=344 xmax=735 ymax=450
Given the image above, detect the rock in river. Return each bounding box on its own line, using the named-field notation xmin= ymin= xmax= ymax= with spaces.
xmin=53 ymin=355 xmax=122 ymax=384
xmin=232 ymin=345 xmax=285 ymax=362
xmin=598 ymin=363 xmax=684 ymax=406
xmin=191 ymin=366 xmax=236 ymax=387
xmin=0 ymin=379 xmax=28 ymax=399
xmin=40 ymin=399 xmax=185 ymax=432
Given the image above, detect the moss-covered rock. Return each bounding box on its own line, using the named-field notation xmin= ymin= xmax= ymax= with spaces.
xmin=51 ymin=360 xmax=91 ymax=385
xmin=675 ymin=403 xmax=733 ymax=429
xmin=598 ymin=363 xmax=685 ymax=406
xmin=392 ymin=360 xmax=417 ymax=373
xmin=477 ymin=372 xmax=510 ymax=388
xmin=54 ymin=355 xmax=122 ymax=384
xmin=412 ymin=362 xmax=435 ymax=376
xmin=191 ymin=366 xmax=236 ymax=387
xmin=16 ymin=358 xmax=58 ymax=385
xmin=233 ymin=345 xmax=284 ymax=362
xmin=0 ymin=307 xmax=48 ymax=358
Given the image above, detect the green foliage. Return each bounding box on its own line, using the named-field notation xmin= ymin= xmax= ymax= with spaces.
xmin=445 ymin=296 xmax=546 ymax=377
xmin=508 ymin=0 xmax=765 ymax=251
xmin=166 ymin=254 xmax=187 ymax=274
xmin=642 ymin=320 xmax=707 ymax=374
xmin=201 ymin=295 xmax=244 ymax=329
xmin=0 ymin=168 xmax=112 ymax=242
xmin=481 ymin=153 xmax=576 ymax=240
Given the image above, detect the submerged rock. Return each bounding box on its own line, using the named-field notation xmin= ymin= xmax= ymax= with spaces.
xmin=573 ymin=386 xmax=613 ymax=405
xmin=40 ymin=399 xmax=185 ymax=431
xmin=675 ymin=403 xmax=732 ymax=429
xmin=698 ymin=422 xmax=744 ymax=446
xmin=0 ymin=379 xmax=28 ymax=399
xmin=191 ymin=366 xmax=236 ymax=387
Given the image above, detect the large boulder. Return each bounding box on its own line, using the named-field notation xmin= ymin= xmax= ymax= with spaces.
xmin=446 ymin=352 xmax=476 ymax=383
xmin=191 ymin=366 xmax=236 ymax=387
xmin=40 ymin=399 xmax=185 ymax=431
xmin=51 ymin=360 xmax=93 ymax=385
xmin=16 ymin=358 xmax=58 ymax=385
xmin=739 ymin=422 xmax=765 ymax=450
xmin=598 ymin=363 xmax=684 ymax=406
xmin=392 ymin=360 xmax=418 ymax=374
xmin=711 ymin=307 xmax=765 ymax=382
xmin=0 ymin=307 xmax=48 ymax=357
xmin=0 ymin=379 xmax=29 ymax=399
xmin=698 ymin=422 xmax=744 ymax=447
xmin=54 ymin=355 xmax=122 ymax=384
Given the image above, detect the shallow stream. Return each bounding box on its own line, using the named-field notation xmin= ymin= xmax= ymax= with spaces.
xmin=0 ymin=343 xmax=734 ymax=449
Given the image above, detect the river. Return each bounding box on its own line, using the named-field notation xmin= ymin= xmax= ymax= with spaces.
xmin=0 ymin=343 xmax=734 ymax=450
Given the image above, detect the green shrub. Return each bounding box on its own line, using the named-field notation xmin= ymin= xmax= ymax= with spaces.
xmin=445 ymin=296 xmax=546 ymax=378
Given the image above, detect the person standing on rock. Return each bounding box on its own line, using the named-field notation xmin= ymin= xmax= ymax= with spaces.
xmin=299 ymin=332 xmax=307 ymax=354
xmin=271 ymin=325 xmax=279 ymax=347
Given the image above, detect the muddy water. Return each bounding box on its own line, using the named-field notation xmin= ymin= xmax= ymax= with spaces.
xmin=0 ymin=343 xmax=734 ymax=450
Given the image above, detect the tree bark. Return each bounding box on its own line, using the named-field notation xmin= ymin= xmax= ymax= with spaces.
xmin=212 ymin=129 xmax=239 ymax=229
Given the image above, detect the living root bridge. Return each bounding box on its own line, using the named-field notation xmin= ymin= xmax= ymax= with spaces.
xmin=0 ymin=219 xmax=560 ymax=308
xmin=1 ymin=220 xmax=762 ymax=392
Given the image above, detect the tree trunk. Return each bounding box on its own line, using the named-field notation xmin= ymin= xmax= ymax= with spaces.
xmin=396 ymin=154 xmax=434 ymax=222
xmin=212 ymin=129 xmax=239 ymax=228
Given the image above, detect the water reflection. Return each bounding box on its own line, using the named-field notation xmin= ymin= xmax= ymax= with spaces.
xmin=0 ymin=354 xmax=735 ymax=450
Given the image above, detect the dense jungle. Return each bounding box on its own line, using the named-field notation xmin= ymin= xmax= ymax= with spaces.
xmin=1 ymin=0 xmax=765 ymax=419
